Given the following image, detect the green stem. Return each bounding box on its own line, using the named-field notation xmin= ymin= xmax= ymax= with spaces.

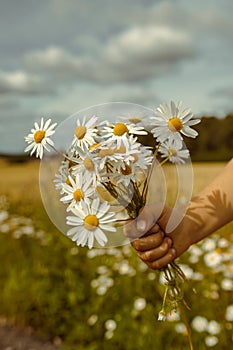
xmin=179 ymin=302 xmax=194 ymax=350
xmin=159 ymin=156 xmax=170 ymax=166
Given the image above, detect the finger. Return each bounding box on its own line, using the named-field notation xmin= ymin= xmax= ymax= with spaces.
xmin=136 ymin=204 xmax=163 ymax=235
xmin=131 ymin=231 xmax=166 ymax=252
xmin=135 ymin=237 xmax=173 ymax=261
xmin=144 ymin=223 xmax=160 ymax=236
xmin=124 ymin=205 xmax=163 ymax=239
xmin=147 ymin=248 xmax=176 ymax=270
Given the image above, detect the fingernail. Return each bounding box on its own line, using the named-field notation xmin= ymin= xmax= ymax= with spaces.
xmin=137 ymin=220 xmax=146 ymax=231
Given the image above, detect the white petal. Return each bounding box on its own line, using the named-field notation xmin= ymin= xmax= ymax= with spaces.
xmin=88 ymin=232 xmax=94 ymax=249
xmin=99 ymin=223 xmax=116 ymax=232
xmin=94 ymin=227 xmax=108 ymax=246
xmin=181 ymin=125 xmax=198 ymax=138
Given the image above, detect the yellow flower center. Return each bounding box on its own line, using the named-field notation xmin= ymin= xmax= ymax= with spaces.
xmin=128 ymin=117 xmax=141 ymax=124
xmin=99 ymin=149 xmax=114 ymax=158
xmin=84 ymin=215 xmax=99 ymax=231
xmin=34 ymin=130 xmax=45 ymax=143
xmin=75 ymin=125 xmax=87 ymax=140
xmin=168 ymin=148 xmax=178 ymax=157
xmin=113 ymin=123 xmax=129 ymax=136
xmin=73 ymin=189 xmax=84 ymax=201
xmin=168 ymin=117 xmax=183 ymax=132
xmin=120 ymin=164 xmax=132 ymax=176
xmin=84 ymin=158 xmax=94 ymax=171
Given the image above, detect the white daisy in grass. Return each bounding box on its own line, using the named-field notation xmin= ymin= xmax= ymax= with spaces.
xmin=151 ymin=101 xmax=200 ymax=148
xmin=60 ymin=173 xmax=94 ymax=210
xmin=159 ymin=141 xmax=190 ymax=164
xmin=72 ymin=115 xmax=98 ymax=151
xmin=24 ymin=117 xmax=57 ymax=159
xmin=191 ymin=316 xmax=208 ymax=332
xmin=103 ymin=121 xmax=147 ymax=149
xmin=66 ymin=198 xmax=116 ymax=248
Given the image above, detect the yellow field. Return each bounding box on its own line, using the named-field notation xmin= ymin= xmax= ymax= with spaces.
xmin=0 ymin=158 xmax=226 ymax=200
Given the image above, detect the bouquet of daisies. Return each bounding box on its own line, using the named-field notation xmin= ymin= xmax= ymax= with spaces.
xmin=24 ymin=101 xmax=200 ymax=322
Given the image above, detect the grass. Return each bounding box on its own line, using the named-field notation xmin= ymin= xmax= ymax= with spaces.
xmin=0 ymin=159 xmax=232 ymax=350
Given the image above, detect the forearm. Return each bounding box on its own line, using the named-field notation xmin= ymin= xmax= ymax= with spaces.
xmin=186 ymin=158 xmax=233 ymax=245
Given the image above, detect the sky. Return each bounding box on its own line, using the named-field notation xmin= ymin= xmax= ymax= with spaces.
xmin=0 ymin=0 xmax=233 ymax=153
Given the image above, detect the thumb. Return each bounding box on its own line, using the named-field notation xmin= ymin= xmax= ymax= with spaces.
xmin=136 ymin=203 xmax=164 ymax=235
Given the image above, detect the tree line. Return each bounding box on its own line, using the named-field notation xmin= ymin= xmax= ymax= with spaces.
xmin=185 ymin=113 xmax=233 ymax=161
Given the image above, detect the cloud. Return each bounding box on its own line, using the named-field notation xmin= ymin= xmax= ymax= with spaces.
xmin=24 ymin=47 xmax=87 ymax=79
xmin=0 ymin=70 xmax=53 ymax=95
xmin=24 ymin=25 xmax=197 ymax=84
xmin=102 ymin=25 xmax=197 ymax=81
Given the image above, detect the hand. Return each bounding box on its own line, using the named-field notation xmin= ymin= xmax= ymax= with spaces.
xmin=124 ymin=205 xmax=192 ymax=269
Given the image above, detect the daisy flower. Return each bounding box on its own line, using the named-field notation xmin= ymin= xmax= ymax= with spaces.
xmin=191 ymin=316 xmax=208 ymax=332
xmin=54 ymin=160 xmax=70 ymax=193
xmin=72 ymin=115 xmax=98 ymax=151
xmin=66 ymin=198 xmax=116 ymax=249
xmin=24 ymin=117 xmax=57 ymax=159
xmin=71 ymin=145 xmax=101 ymax=182
xmin=151 ymin=101 xmax=200 ymax=148
xmin=103 ymin=121 xmax=147 ymax=149
xmin=60 ymin=173 xmax=94 ymax=210
xmin=112 ymin=160 xmax=139 ymax=187
xmin=113 ymin=135 xmax=153 ymax=168
xmin=159 ymin=141 xmax=190 ymax=164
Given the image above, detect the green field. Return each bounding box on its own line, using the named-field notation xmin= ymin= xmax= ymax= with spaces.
xmin=0 ymin=159 xmax=232 ymax=350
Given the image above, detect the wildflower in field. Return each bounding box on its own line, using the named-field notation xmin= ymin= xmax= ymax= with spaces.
xmin=167 ymin=310 xmax=180 ymax=322
xmin=204 ymin=250 xmax=222 ymax=268
xmin=217 ymin=237 xmax=229 ymax=248
xmin=202 ymin=238 xmax=216 ymax=251
xmin=71 ymin=115 xmax=98 ymax=150
xmin=134 ymin=297 xmax=147 ymax=311
xmin=205 ymin=335 xmax=219 ymax=347
xmin=225 ymin=305 xmax=233 ymax=321
xmin=105 ymin=319 xmax=117 ymax=331
xmin=207 ymin=320 xmax=221 ymax=335
xmin=24 ymin=117 xmax=57 ymax=159
xmin=191 ymin=316 xmax=208 ymax=332
xmin=175 ymin=323 xmax=187 ymax=335
xmin=87 ymin=314 xmax=98 ymax=326
xmin=66 ymin=198 xmax=116 ymax=249
xmin=159 ymin=141 xmax=190 ymax=164
xmin=103 ymin=121 xmax=147 ymax=149
xmin=0 ymin=210 xmax=8 ymax=223
xmin=179 ymin=264 xmax=194 ymax=279
xmin=221 ymin=278 xmax=233 ymax=291
xmin=150 ymin=101 xmax=200 ymax=148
